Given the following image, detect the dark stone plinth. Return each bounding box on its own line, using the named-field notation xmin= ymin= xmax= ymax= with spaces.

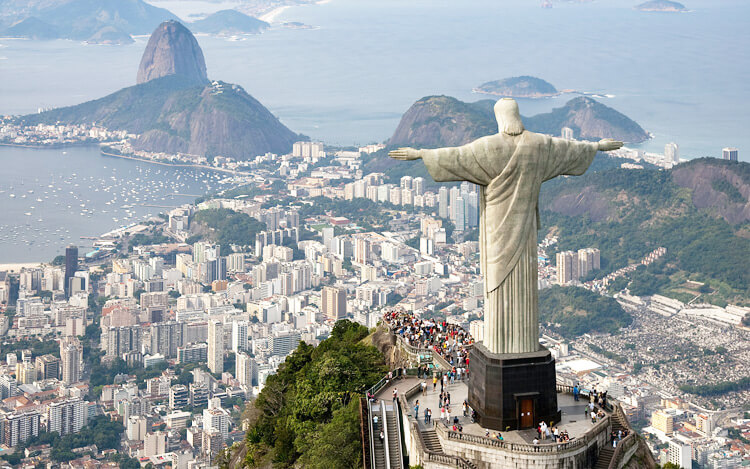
xmin=468 ymin=343 xmax=560 ymax=431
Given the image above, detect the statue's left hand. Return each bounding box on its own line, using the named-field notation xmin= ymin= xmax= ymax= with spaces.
xmin=388 ymin=148 xmax=421 ymax=160
xmin=597 ymin=139 xmax=624 ymax=152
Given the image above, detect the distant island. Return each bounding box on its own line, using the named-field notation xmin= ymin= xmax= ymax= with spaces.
xmin=635 ymin=0 xmax=688 ymax=12
xmin=473 ymin=76 xmax=559 ymax=98
xmin=190 ymin=9 xmax=269 ymax=36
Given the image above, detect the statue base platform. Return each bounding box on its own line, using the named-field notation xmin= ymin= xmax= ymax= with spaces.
xmin=468 ymin=343 xmax=560 ymax=431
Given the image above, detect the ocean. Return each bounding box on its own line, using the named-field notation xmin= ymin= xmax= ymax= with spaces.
xmin=0 ymin=0 xmax=748 ymax=261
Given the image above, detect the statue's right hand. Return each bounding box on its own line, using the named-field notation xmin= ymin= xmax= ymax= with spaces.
xmin=388 ymin=148 xmax=421 ymax=160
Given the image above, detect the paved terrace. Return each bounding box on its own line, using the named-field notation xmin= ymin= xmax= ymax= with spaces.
xmin=400 ymin=379 xmax=607 ymax=444
xmin=370 ymin=373 xmax=609 ymax=446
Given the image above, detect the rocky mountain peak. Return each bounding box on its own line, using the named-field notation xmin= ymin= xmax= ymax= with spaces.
xmin=136 ymin=20 xmax=208 ymax=85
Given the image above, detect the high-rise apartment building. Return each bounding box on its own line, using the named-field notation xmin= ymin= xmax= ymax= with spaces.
xmin=64 ymin=245 xmax=78 ymax=298
xmin=231 ymin=321 xmax=250 ymax=353
xmin=207 ymin=320 xmax=224 ymax=374
xmin=47 ymin=397 xmax=86 ymax=436
xmin=665 ymin=142 xmax=679 ymax=164
xmin=236 ymin=352 xmax=257 ymax=387
xmin=150 ymin=321 xmax=185 ymax=358
xmin=722 ymin=147 xmax=738 ymax=161
xmin=35 ymin=354 xmax=60 ymax=381
xmin=322 ymin=286 xmax=347 ymax=320
xmin=60 ymin=337 xmax=82 ymax=385
xmin=2 ymin=410 xmax=40 ymax=447
xmin=438 ymin=186 xmax=449 ymax=219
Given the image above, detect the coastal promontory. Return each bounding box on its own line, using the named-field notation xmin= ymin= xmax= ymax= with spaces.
xmin=21 ymin=21 xmax=298 ymax=160
xmin=473 ymin=76 xmax=559 ymax=98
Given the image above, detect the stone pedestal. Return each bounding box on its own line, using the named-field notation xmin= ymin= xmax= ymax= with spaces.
xmin=467 ymin=343 xmax=560 ymax=431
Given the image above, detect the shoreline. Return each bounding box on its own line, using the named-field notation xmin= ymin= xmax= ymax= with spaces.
xmin=0 ymin=262 xmax=43 ymax=272
xmin=100 ymin=150 xmax=251 ymax=176
xmin=0 ymin=141 xmax=102 ymax=150
xmin=259 ymin=5 xmax=292 ymax=23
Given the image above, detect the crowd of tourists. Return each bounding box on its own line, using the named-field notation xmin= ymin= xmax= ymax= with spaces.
xmin=382 ymin=310 xmax=474 ymax=370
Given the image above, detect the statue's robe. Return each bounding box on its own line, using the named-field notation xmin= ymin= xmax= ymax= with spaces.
xmin=421 ymin=131 xmax=598 ymax=354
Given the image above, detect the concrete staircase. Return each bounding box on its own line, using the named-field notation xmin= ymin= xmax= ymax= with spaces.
xmin=421 ymin=428 xmax=443 ymax=453
xmin=594 ymin=410 xmax=629 ymax=469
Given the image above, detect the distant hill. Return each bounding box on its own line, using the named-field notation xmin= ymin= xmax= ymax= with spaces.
xmin=387 ymin=95 xmax=496 ymax=149
xmin=527 ymin=97 xmax=649 ymax=143
xmin=1 ymin=16 xmax=60 ymax=40
xmin=636 ymin=0 xmax=688 ymax=12
xmin=368 ymin=95 xmax=648 ymax=186
xmin=19 ymin=21 xmax=298 ymax=160
xmin=541 ymin=158 xmax=750 ymax=305
xmin=387 ymin=95 xmax=648 ymax=149
xmin=190 ymin=10 xmax=269 ymax=35
xmin=0 ymin=0 xmax=177 ymax=41
xmin=86 ymin=25 xmax=134 ymax=45
xmin=473 ymin=76 xmax=559 ymax=98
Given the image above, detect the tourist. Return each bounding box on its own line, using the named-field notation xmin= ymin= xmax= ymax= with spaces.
xmin=533 ymin=437 xmax=539 ymax=445
xmin=424 ymin=408 xmax=429 ymax=424
xmin=393 ymin=388 xmax=398 ymax=401
xmin=590 ymin=410 xmax=597 ymax=424
xmin=414 ymin=400 xmax=419 ymax=416
xmin=462 ymin=400 xmax=468 ymax=417
xmin=540 ymin=421 xmax=548 ymax=440
xmin=573 ymin=384 xmax=580 ymax=401
xmin=446 ymin=407 xmax=451 ymax=424
xmin=380 ymin=430 xmax=384 ymax=442
xmin=421 ymin=380 xmax=427 ymax=395
xmin=433 ymin=375 xmax=438 ymax=392
xmin=553 ymin=426 xmax=559 ymax=442
xmin=373 ymin=415 xmax=378 ymax=429
xmin=427 ymin=408 xmax=432 ymax=424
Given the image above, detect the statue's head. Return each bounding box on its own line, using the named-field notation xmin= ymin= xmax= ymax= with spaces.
xmin=494 ymin=98 xmax=524 ymax=136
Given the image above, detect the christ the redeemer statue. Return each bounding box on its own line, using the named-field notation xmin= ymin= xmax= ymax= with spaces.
xmin=390 ymin=98 xmax=622 ymax=355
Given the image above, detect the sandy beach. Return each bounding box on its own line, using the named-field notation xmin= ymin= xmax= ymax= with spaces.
xmin=0 ymin=263 xmax=43 ymax=273
xmin=259 ymin=5 xmax=292 ymax=23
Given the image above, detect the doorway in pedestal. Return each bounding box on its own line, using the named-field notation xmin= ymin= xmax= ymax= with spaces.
xmin=520 ymin=399 xmax=534 ymax=428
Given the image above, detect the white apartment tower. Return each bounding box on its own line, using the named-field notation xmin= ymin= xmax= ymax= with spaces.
xmin=208 ymin=319 xmax=224 ymax=374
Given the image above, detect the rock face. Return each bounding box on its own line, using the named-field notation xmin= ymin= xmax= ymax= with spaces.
xmin=474 ymin=76 xmax=558 ymax=98
xmin=672 ymin=159 xmax=750 ymax=224
xmin=137 ymin=21 xmax=208 ymax=85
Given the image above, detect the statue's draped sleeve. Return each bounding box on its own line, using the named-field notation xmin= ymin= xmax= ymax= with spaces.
xmin=419 ymin=136 xmax=503 ymax=186
xmin=542 ymin=137 xmax=599 ymax=181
